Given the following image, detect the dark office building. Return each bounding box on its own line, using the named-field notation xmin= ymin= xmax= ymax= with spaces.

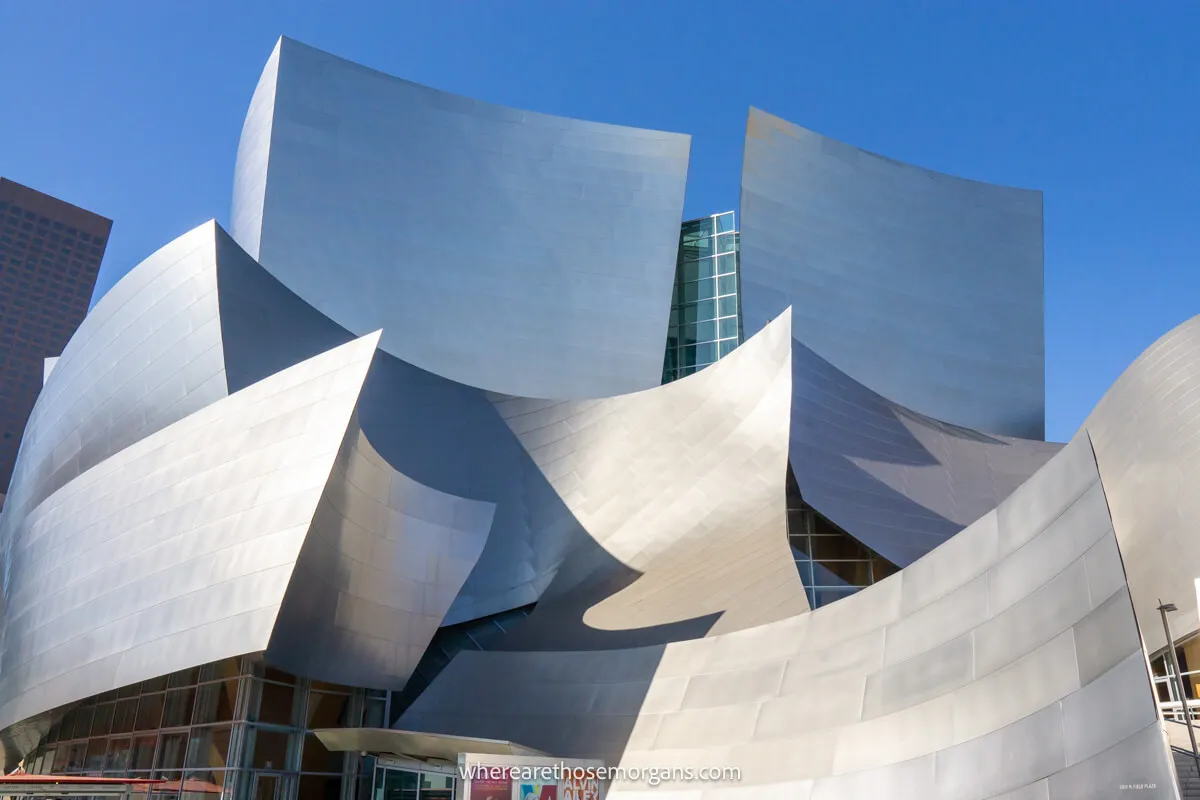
xmin=0 ymin=178 xmax=110 ymax=494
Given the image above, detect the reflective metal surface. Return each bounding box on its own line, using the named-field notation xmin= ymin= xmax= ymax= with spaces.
xmin=401 ymin=434 xmax=1176 ymax=796
xmin=740 ymin=108 xmax=1045 ymax=439
xmin=1084 ymin=313 xmax=1200 ymax=653
xmin=232 ymin=37 xmax=690 ymax=400
xmin=790 ymin=337 xmax=1062 ymax=566
xmin=488 ymin=312 xmax=808 ymax=649
xmin=4 ymin=222 xmax=229 ymax=528
xmin=0 ymin=331 xmax=380 ymax=733
xmin=266 ymin=418 xmax=494 ymax=688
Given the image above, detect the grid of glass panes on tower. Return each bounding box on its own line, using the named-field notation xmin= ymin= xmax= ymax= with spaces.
xmin=662 ymin=211 xmax=742 ymax=383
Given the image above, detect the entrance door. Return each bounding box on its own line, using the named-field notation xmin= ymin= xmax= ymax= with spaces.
xmin=254 ymin=773 xmax=281 ymax=800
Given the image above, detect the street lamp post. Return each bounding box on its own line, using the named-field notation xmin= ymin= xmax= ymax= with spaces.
xmin=1158 ymin=600 xmax=1200 ymax=775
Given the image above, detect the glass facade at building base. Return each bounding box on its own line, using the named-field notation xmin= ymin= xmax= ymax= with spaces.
xmin=21 ymin=656 xmax=389 ymax=800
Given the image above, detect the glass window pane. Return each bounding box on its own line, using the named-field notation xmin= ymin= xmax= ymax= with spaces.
xmin=719 ymin=318 xmax=739 ymax=339
xmin=382 ymin=769 xmax=418 ymax=800
xmin=130 ymin=735 xmax=158 ymax=771
xmin=716 ymin=253 xmax=736 ymax=275
xmin=135 ymin=694 xmax=165 ymax=730
xmin=53 ymin=745 xmax=70 ymax=772
xmin=117 ymin=682 xmax=141 ymax=700
xmin=715 ymin=212 xmax=735 ymax=233
xmin=67 ymin=742 xmax=87 ymax=772
xmin=719 ymin=339 xmax=738 ymax=357
xmin=263 ymin=667 xmax=296 ymax=685
xmin=85 ymin=738 xmax=107 ymax=771
xmin=248 ymin=728 xmax=291 ymax=771
xmin=106 ymin=738 xmax=132 ymax=774
xmin=678 ymin=323 xmax=697 ymax=347
xmin=300 ymin=733 xmax=342 ymax=773
xmin=254 ymin=680 xmax=296 ymax=726
xmin=678 ymin=281 xmax=699 ymax=305
xmin=697 ymin=278 xmax=716 ymax=300
xmin=679 ymin=232 xmax=714 ymax=261
xmin=197 ymin=659 xmax=240 ymax=684
xmin=112 ymin=699 xmax=139 ymax=734
xmin=681 ymin=217 xmax=714 ymax=240
xmin=193 ymin=679 xmax=238 ymax=724
xmin=676 ymin=260 xmax=699 ymax=283
xmin=695 ymin=321 xmax=716 ymax=342
xmin=718 ymin=296 xmax=737 ymax=317
xmin=418 ymin=773 xmax=453 ymax=800
xmin=680 ymin=345 xmax=697 ymax=367
xmin=679 ymin=304 xmax=698 ymax=325
xmin=141 ymin=677 xmax=169 ymax=693
xmin=156 ymin=733 xmax=188 ymax=772
xmin=696 ymin=257 xmax=715 ymax=279
xmin=695 ymin=342 xmax=717 ymax=364
xmin=718 ymin=275 xmax=737 ymax=296
xmin=299 ymin=775 xmax=342 ymax=800
xmin=162 ymin=689 xmax=196 ymax=728
xmin=716 ymin=232 xmax=738 ymax=253
xmin=306 ymin=692 xmax=351 ymax=729
xmin=168 ymin=668 xmax=198 ymax=689
xmin=72 ymin=707 xmax=94 ymax=739
xmin=695 ymin=299 xmax=717 ymax=321
xmin=91 ymin=703 xmax=115 ymax=737
xmin=363 ymin=698 xmax=386 ymax=729
xmin=185 ymin=725 xmax=232 ymax=770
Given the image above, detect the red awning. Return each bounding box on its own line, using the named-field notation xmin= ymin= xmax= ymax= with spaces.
xmin=0 ymin=775 xmax=165 ymax=798
xmin=0 ymin=777 xmax=162 ymax=786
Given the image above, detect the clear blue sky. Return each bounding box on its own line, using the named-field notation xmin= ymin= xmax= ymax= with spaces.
xmin=1 ymin=1 xmax=1196 ymax=442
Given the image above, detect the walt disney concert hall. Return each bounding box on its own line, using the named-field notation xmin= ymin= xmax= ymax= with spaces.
xmin=3 ymin=36 xmax=1200 ymax=800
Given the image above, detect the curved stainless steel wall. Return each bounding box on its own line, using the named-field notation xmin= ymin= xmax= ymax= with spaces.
xmin=400 ymin=434 xmax=1176 ymax=797
xmin=266 ymin=418 xmax=494 ymax=688
xmin=791 ymin=337 xmax=1061 ymax=566
xmin=4 ymin=222 xmax=229 ymax=528
xmin=488 ymin=312 xmax=808 ymax=650
xmin=1084 ymin=313 xmax=1200 ymax=654
xmin=205 ymin=225 xmax=584 ymax=626
xmin=0 ymin=332 xmax=380 ymax=733
xmin=740 ymin=108 xmax=1045 ymax=439
xmin=232 ymin=37 xmax=690 ymax=400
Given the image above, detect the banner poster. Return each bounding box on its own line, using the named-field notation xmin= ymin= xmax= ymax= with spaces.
xmin=469 ymin=769 xmax=512 ymax=800
xmin=559 ymin=773 xmax=600 ymax=800
xmin=516 ymin=783 xmax=557 ymax=800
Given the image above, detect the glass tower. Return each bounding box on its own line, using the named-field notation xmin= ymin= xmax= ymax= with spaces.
xmin=662 ymin=211 xmax=741 ymax=383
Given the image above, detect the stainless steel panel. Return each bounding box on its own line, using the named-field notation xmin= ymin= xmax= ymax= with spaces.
xmin=486 ymin=312 xmax=807 ymax=648
xmin=1084 ymin=314 xmax=1200 ymax=652
xmin=265 ymin=419 xmax=494 ymax=689
xmin=402 ymin=432 xmax=1173 ymax=795
xmin=1060 ymin=651 xmax=1159 ymax=767
xmin=1046 ymin=722 xmax=1178 ymax=799
xmin=232 ymin=37 xmax=689 ymax=400
xmin=3 ymin=222 xmax=229 ymax=532
xmin=787 ymin=336 xmax=1060 ymax=565
xmin=740 ymin=107 xmax=1045 ymax=439
xmin=0 ymin=332 xmax=380 ymax=732
xmin=934 ymin=704 xmax=1066 ymax=800
xmin=1072 ymin=590 xmax=1142 ymax=687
